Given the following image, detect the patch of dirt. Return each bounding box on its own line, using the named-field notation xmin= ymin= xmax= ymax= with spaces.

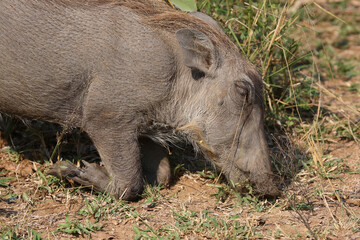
xmin=1 ymin=139 xmax=359 ymax=239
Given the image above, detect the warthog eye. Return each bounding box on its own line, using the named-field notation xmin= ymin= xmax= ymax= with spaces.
xmin=231 ymin=80 xmax=254 ymax=106
xmin=234 ymin=80 xmax=249 ymax=97
xmin=191 ymin=68 xmax=205 ymax=80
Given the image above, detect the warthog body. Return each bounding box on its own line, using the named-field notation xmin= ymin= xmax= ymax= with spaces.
xmin=0 ymin=0 xmax=279 ymax=200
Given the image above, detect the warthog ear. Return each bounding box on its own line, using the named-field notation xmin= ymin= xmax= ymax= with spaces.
xmin=189 ymin=12 xmax=223 ymax=31
xmin=176 ymin=28 xmax=218 ymax=77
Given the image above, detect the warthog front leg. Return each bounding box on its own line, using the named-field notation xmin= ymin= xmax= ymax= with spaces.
xmin=46 ymin=121 xmax=144 ymax=200
xmin=48 ymin=136 xmax=171 ymax=199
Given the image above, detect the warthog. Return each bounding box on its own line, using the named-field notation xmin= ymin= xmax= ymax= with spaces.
xmin=0 ymin=0 xmax=279 ymax=200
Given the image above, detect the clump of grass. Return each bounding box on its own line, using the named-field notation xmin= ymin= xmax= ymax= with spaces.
xmin=141 ymin=183 xmax=165 ymax=208
xmin=56 ymin=214 xmax=103 ymax=237
xmin=199 ymin=0 xmax=317 ymax=130
xmin=133 ymin=206 xmax=255 ymax=239
xmin=0 ymin=230 xmax=20 ymax=240
xmin=77 ymin=193 xmax=131 ymax=222
xmin=0 ymin=171 xmax=15 ymax=188
xmin=0 ymin=228 xmax=43 ymax=240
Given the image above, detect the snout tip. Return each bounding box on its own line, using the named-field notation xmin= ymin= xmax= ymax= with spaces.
xmin=228 ymin=170 xmax=280 ymax=198
xmin=251 ymin=174 xmax=280 ymax=197
xmin=254 ymin=180 xmax=280 ymax=197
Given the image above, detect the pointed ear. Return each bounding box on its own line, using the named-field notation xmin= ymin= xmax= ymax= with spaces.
xmin=189 ymin=12 xmax=223 ymax=31
xmin=176 ymin=28 xmax=219 ymax=74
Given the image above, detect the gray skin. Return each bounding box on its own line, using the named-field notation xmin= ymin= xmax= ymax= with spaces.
xmin=0 ymin=0 xmax=279 ymax=200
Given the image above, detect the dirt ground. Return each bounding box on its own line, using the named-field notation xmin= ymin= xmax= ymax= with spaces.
xmin=1 ymin=1 xmax=360 ymax=239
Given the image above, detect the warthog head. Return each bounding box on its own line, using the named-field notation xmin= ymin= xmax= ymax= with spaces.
xmin=151 ymin=16 xmax=279 ymax=196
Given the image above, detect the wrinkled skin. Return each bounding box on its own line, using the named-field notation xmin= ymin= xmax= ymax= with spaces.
xmin=0 ymin=0 xmax=279 ymax=200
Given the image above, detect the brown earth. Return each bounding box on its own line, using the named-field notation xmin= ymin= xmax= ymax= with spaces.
xmin=1 ymin=1 xmax=360 ymax=239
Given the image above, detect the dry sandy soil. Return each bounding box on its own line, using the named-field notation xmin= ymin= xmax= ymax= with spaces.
xmin=1 ymin=1 xmax=359 ymax=239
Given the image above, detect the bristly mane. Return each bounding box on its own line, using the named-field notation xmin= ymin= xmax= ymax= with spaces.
xmin=49 ymin=0 xmax=236 ymax=50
